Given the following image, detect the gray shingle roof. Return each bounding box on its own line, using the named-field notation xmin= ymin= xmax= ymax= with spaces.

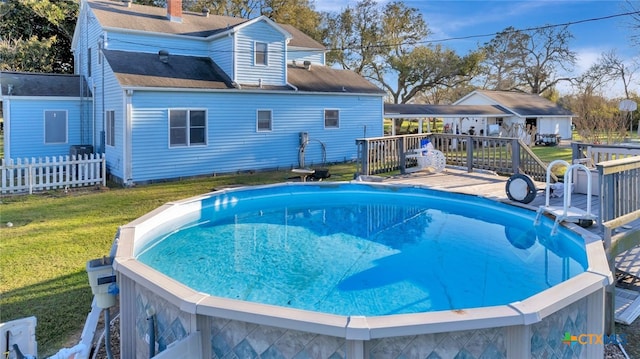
xmin=102 ymin=51 xmax=383 ymax=94
xmin=384 ymin=103 xmax=512 ymax=117
xmin=88 ymin=0 xmax=324 ymax=49
xmin=472 ymin=90 xmax=573 ymax=116
xmin=103 ymin=50 xmax=233 ymax=89
xmin=0 ymin=71 xmax=91 ymax=97
xmin=287 ymin=63 xmax=385 ymax=94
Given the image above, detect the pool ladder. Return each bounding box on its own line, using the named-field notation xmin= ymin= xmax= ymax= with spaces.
xmin=534 ymin=160 xmax=597 ymax=235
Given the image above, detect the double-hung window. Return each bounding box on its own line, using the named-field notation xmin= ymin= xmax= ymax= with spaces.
xmin=106 ymin=110 xmax=115 ymax=147
xmin=44 ymin=110 xmax=67 ymax=144
xmin=169 ymin=109 xmax=207 ymax=147
xmin=257 ymin=110 xmax=272 ymax=131
xmin=324 ymin=109 xmax=339 ymax=129
xmin=255 ymin=42 xmax=268 ymax=66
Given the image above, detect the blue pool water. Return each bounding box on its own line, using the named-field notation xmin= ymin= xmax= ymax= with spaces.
xmin=137 ymin=183 xmax=588 ymax=316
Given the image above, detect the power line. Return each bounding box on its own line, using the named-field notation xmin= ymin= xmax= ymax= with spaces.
xmin=425 ymin=10 xmax=640 ymax=45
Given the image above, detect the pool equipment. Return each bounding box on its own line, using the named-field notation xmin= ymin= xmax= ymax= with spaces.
xmin=505 ymin=173 xmax=537 ymax=204
xmin=534 ymin=159 xmax=597 ymax=234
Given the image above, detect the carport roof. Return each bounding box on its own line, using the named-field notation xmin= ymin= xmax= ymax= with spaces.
xmin=384 ymin=103 xmax=513 ymax=118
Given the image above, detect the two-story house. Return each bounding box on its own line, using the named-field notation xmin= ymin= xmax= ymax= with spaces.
xmin=0 ymin=0 xmax=385 ymax=185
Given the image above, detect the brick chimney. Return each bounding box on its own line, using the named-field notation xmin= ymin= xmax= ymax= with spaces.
xmin=166 ymin=0 xmax=182 ymax=23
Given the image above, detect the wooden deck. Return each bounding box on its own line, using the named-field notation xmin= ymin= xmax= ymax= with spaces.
xmin=377 ymin=167 xmax=640 ymax=273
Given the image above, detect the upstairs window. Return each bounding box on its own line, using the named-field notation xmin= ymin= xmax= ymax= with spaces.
xmin=44 ymin=110 xmax=67 ymax=144
xmin=324 ymin=109 xmax=339 ymax=129
xmin=169 ymin=109 xmax=207 ymax=147
xmin=106 ymin=110 xmax=115 ymax=147
xmin=257 ymin=110 xmax=272 ymax=131
xmin=255 ymin=42 xmax=268 ymax=66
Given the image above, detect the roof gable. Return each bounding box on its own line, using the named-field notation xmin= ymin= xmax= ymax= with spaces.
xmin=456 ymin=90 xmax=573 ymax=117
xmin=0 ymin=71 xmax=91 ymax=97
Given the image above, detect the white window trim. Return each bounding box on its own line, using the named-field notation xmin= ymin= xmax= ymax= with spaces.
xmin=324 ymin=109 xmax=340 ymax=129
xmin=168 ymin=108 xmax=208 ymax=148
xmin=43 ymin=110 xmax=68 ymax=144
xmin=256 ymin=109 xmax=273 ymax=132
xmin=254 ymin=41 xmax=268 ymax=66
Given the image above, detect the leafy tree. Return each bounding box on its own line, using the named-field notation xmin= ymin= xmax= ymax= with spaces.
xmin=481 ymin=25 xmax=576 ymax=94
xmin=322 ymin=0 xmax=481 ymax=105
xmin=0 ymin=0 xmax=78 ymax=73
xmin=322 ymin=0 xmax=385 ymax=75
xmin=260 ymin=0 xmax=322 ymax=41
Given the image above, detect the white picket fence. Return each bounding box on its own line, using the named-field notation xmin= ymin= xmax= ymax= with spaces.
xmin=1 ymin=154 xmax=106 ymax=194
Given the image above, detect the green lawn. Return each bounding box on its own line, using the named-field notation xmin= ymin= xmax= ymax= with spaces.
xmin=0 ymin=164 xmax=357 ymax=356
xmin=0 ymin=140 xmax=572 ymax=356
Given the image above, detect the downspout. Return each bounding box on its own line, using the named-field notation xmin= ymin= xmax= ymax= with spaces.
xmin=100 ymin=34 xmax=106 ymax=153
xmin=93 ymin=83 xmax=97 ymax=151
xmin=3 ymin=96 xmax=10 ymax=160
xmin=124 ymin=89 xmax=133 ymax=186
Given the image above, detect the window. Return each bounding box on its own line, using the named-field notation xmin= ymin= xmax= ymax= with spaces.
xmin=255 ymin=42 xmax=268 ymax=66
xmin=44 ymin=110 xmax=67 ymax=144
xmin=257 ymin=110 xmax=272 ymax=131
xmin=169 ymin=109 xmax=206 ymax=147
xmin=324 ymin=109 xmax=339 ymax=128
xmin=106 ymin=111 xmax=115 ymax=146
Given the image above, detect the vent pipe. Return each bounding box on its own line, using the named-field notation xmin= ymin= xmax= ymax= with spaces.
xmin=158 ymin=50 xmax=169 ymax=63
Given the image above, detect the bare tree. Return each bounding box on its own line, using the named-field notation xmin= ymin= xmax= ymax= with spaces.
xmin=566 ymin=63 xmax=628 ymax=144
xmin=626 ymin=0 xmax=640 ymax=48
xmin=597 ymin=50 xmax=638 ymax=99
xmin=479 ymin=26 xmax=526 ymax=91
xmin=481 ymin=25 xmax=576 ymax=94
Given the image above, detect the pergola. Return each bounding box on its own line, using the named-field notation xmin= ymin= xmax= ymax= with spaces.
xmin=384 ymin=103 xmax=513 ymax=135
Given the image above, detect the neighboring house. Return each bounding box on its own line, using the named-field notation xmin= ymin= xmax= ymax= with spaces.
xmin=453 ymin=90 xmax=574 ymax=139
xmin=1 ymin=0 xmax=384 ymax=185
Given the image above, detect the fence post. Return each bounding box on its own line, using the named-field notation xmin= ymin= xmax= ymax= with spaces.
xmin=398 ymin=136 xmax=406 ymax=174
xmin=28 ymin=159 xmax=34 ymax=195
xmin=511 ymin=138 xmax=521 ymax=174
xmin=466 ymin=135 xmax=474 ymax=172
xmin=102 ymin=154 xmax=107 ymax=187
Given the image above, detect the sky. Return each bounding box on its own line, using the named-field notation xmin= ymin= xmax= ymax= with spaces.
xmin=314 ymin=0 xmax=640 ymax=98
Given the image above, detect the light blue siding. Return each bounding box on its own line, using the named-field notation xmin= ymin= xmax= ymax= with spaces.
xmin=209 ymin=36 xmax=233 ymax=78
xmin=100 ymin=62 xmax=126 ymax=181
xmin=288 ymin=49 xmax=325 ymax=65
xmin=6 ymin=98 xmax=87 ymax=159
xmin=127 ymin=91 xmax=383 ymax=182
xmin=234 ymin=21 xmax=286 ymax=86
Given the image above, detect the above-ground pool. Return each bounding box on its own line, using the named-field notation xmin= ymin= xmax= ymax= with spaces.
xmin=136 ymin=184 xmax=586 ymax=317
xmin=114 ymin=182 xmax=612 ymax=359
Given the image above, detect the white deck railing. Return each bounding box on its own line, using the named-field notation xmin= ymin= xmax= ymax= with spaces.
xmin=1 ymin=154 xmax=106 ymax=194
